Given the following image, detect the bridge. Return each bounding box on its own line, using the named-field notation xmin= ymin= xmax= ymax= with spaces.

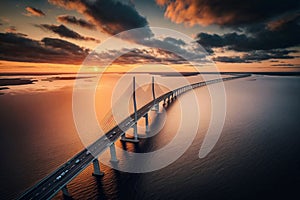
xmin=18 ymin=74 xmax=250 ymax=200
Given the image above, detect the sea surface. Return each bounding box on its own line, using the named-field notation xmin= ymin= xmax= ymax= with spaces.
xmin=0 ymin=74 xmax=299 ymax=199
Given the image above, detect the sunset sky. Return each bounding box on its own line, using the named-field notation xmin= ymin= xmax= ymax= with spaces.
xmin=0 ymin=0 xmax=299 ymax=72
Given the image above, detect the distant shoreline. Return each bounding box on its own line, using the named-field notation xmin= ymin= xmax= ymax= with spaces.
xmin=0 ymin=71 xmax=300 ymax=77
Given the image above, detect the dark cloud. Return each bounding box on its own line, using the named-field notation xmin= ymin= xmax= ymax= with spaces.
xmin=49 ymin=0 xmax=150 ymax=36
xmin=48 ymin=0 xmax=205 ymax=61
xmin=271 ymin=64 xmax=295 ymax=67
xmin=213 ymin=50 xmax=297 ymax=63
xmin=213 ymin=56 xmax=247 ymax=63
xmin=0 ymin=32 xmax=194 ymax=66
xmin=25 ymin=7 xmax=45 ymax=17
xmin=95 ymin=47 xmax=190 ymax=65
xmin=156 ymin=0 xmax=299 ymax=27
xmin=196 ymin=15 xmax=300 ymax=52
xmin=36 ymin=24 xmax=100 ymax=42
xmin=196 ymin=13 xmax=300 ymax=63
xmin=41 ymin=37 xmax=88 ymax=54
xmin=0 ymin=32 xmax=89 ymax=64
xmin=163 ymin=37 xmax=186 ymax=46
xmin=57 ymin=15 xmax=96 ymax=30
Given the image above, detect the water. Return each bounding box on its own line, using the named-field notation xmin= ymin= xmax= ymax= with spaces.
xmin=0 ymin=75 xmax=299 ymax=199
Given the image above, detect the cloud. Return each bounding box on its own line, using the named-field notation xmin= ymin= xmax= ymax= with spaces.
xmin=213 ymin=50 xmax=297 ymax=63
xmin=48 ymin=0 xmax=150 ymax=36
xmin=156 ymin=0 xmax=300 ymax=27
xmin=271 ymin=64 xmax=295 ymax=67
xmin=57 ymin=15 xmax=96 ymax=30
xmin=213 ymin=56 xmax=247 ymax=63
xmin=267 ymin=13 xmax=300 ymax=31
xmin=196 ymin=15 xmax=300 ymax=52
xmin=5 ymin=26 xmax=17 ymax=33
xmin=92 ymin=47 xmax=190 ymax=65
xmin=163 ymin=37 xmax=186 ymax=46
xmin=48 ymin=0 xmax=202 ymax=60
xmin=0 ymin=32 xmax=89 ymax=64
xmin=25 ymin=7 xmax=45 ymax=17
xmin=36 ymin=24 xmax=100 ymax=42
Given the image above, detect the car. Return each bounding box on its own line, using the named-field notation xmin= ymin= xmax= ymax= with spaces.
xmin=112 ymin=131 xmax=116 ymax=135
xmin=86 ymin=151 xmax=91 ymax=155
xmin=109 ymin=135 xmax=114 ymax=139
xmin=56 ymin=176 xmax=61 ymax=180
xmin=61 ymin=172 xmax=65 ymax=176
xmin=75 ymin=159 xmax=80 ymax=164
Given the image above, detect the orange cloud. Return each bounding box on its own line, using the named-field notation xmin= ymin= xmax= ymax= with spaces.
xmin=156 ymin=0 xmax=299 ymax=27
xmin=155 ymin=0 xmax=168 ymax=6
xmin=25 ymin=7 xmax=45 ymax=17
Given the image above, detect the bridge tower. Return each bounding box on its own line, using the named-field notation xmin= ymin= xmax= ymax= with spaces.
xmin=151 ymin=76 xmax=159 ymax=112
xmin=132 ymin=76 xmax=139 ymax=142
xmin=121 ymin=77 xmax=140 ymax=143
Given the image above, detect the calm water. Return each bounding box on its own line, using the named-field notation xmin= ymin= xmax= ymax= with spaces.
xmin=0 ymin=75 xmax=299 ymax=199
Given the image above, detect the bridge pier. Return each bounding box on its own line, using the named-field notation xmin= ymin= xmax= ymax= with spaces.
xmin=61 ymin=186 xmax=71 ymax=197
xmin=144 ymin=113 xmax=149 ymax=132
xmin=151 ymin=103 xmax=159 ymax=112
xmin=92 ymin=158 xmax=104 ymax=177
xmin=109 ymin=143 xmax=118 ymax=162
xmin=120 ymin=128 xmax=140 ymax=143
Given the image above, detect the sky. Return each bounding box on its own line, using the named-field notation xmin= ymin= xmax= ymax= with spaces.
xmin=0 ymin=0 xmax=299 ymax=73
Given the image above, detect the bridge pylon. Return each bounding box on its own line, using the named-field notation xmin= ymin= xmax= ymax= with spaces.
xmin=121 ymin=77 xmax=140 ymax=143
xmin=151 ymin=76 xmax=159 ymax=112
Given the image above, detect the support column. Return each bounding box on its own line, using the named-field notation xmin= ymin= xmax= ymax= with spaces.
xmin=144 ymin=113 xmax=149 ymax=132
xmin=92 ymin=158 xmax=104 ymax=177
xmin=61 ymin=186 xmax=71 ymax=197
xmin=109 ymin=143 xmax=118 ymax=162
xmin=121 ymin=132 xmax=125 ymax=140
